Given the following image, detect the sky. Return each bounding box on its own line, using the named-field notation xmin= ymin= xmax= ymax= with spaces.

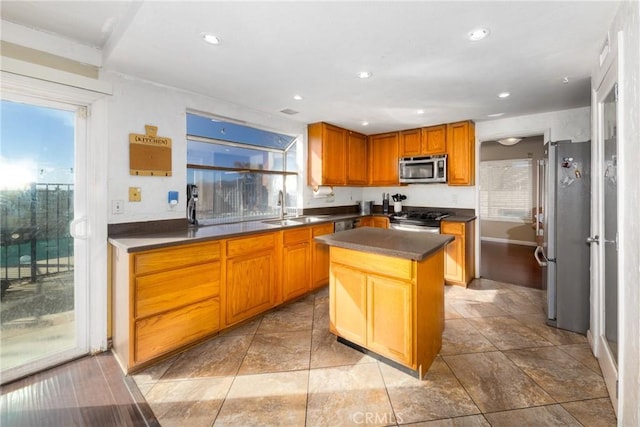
xmin=1 ymin=99 xmax=75 ymax=189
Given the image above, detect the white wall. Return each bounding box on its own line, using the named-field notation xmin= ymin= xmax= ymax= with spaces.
xmin=362 ymin=185 xmax=475 ymax=209
xmin=103 ymin=71 xmax=306 ymax=223
xmin=597 ymin=0 xmax=640 ymax=423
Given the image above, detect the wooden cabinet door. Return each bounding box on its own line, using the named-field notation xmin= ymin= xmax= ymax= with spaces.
xmin=283 ymin=242 xmax=310 ymax=301
xmin=308 ymin=122 xmax=346 ymax=186
xmin=311 ymin=223 xmax=334 ymax=289
xmin=330 ymin=263 xmax=367 ymax=345
xmin=422 ymin=125 xmax=446 ymax=155
xmin=366 ymin=275 xmax=413 ymax=365
xmin=369 ymin=132 xmax=399 ymax=185
xmin=226 ymin=250 xmax=275 ymax=325
xmin=441 ymin=222 xmax=464 ymax=284
xmin=346 ymin=131 xmax=368 ymax=185
xmin=446 ymin=121 xmax=475 ymax=185
xmin=371 ymin=217 xmax=389 ymax=229
xmin=399 ymin=128 xmax=422 ymax=156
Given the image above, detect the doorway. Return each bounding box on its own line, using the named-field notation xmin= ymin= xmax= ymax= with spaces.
xmin=478 ymin=136 xmax=544 ymax=289
xmin=1 ymin=97 xmax=89 ymax=384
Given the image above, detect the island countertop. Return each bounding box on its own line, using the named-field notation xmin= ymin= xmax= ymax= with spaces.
xmin=315 ymin=227 xmax=454 ymax=261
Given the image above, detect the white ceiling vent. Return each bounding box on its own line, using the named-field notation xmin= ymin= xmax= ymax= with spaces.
xmin=280 ymin=108 xmax=299 ymax=115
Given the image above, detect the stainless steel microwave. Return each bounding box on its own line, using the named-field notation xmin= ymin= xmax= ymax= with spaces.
xmin=399 ymin=154 xmax=447 ymax=184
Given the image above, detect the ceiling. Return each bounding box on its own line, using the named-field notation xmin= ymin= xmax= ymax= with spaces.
xmin=1 ymin=1 xmax=619 ymax=134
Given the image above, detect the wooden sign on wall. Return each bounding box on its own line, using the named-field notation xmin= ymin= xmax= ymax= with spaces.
xmin=129 ymin=125 xmax=172 ymax=176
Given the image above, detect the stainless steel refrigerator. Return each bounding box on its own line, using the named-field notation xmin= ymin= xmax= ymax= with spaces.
xmin=534 ymin=140 xmax=591 ymax=334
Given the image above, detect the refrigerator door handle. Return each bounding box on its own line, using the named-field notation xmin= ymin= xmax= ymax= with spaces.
xmin=534 ymin=246 xmax=548 ymax=266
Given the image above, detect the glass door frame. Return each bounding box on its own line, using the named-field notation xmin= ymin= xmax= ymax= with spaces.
xmin=591 ymin=56 xmax=619 ymax=414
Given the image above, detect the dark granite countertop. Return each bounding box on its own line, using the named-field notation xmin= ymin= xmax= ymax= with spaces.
xmin=109 ymin=214 xmax=366 ymax=253
xmin=315 ymin=227 xmax=454 ymax=261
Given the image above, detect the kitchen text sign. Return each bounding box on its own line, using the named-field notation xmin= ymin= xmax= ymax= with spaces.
xmin=129 ymin=125 xmax=172 ymax=176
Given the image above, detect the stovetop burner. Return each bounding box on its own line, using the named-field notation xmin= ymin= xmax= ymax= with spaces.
xmin=390 ymin=210 xmax=451 ymax=227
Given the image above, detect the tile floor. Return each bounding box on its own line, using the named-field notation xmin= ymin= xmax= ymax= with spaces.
xmin=132 ymin=279 xmax=616 ymax=426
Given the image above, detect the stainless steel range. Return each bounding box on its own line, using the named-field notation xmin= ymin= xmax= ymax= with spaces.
xmin=389 ymin=211 xmax=451 ymax=233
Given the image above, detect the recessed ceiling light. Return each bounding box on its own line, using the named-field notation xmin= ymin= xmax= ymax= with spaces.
xmin=562 ymin=77 xmax=570 ymax=84
xmin=488 ymin=113 xmax=505 ymax=117
xmin=361 ymin=121 xmax=369 ymax=126
xmin=498 ymin=92 xmax=511 ymax=98
xmin=293 ymin=94 xmax=303 ymax=101
xmin=201 ymin=33 xmax=220 ymax=45
xmin=468 ymin=28 xmax=490 ymax=41
xmin=417 ymin=109 xmax=425 ymax=115
xmin=358 ymin=71 xmax=372 ymax=79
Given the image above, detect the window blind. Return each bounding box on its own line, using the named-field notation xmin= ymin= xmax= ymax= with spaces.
xmin=479 ymin=159 xmax=533 ymax=222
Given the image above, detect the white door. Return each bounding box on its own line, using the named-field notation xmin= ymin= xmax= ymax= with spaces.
xmin=0 ymin=95 xmax=90 ymax=384
xmin=590 ymin=63 xmax=619 ymax=413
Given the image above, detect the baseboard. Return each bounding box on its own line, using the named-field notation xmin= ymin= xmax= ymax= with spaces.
xmin=480 ymin=237 xmax=537 ymax=247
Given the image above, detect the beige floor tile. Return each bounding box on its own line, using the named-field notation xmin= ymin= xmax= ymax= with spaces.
xmin=512 ymin=313 xmax=588 ymax=346
xmin=379 ymin=358 xmax=480 ymax=424
xmin=238 ymin=330 xmax=311 ymax=374
xmin=145 ymin=376 xmax=234 ymax=427
xmin=404 ymin=414 xmax=490 ymax=426
xmin=214 ymin=370 xmax=308 ymax=426
xmin=557 ymin=343 xmax=602 ymax=374
xmin=440 ymin=319 xmax=497 ymax=355
xmin=131 ymin=354 xmax=178 ymax=387
xmin=307 ymin=363 xmax=395 ymax=427
xmin=443 ymin=351 xmax=554 ymax=413
xmin=561 ymin=398 xmax=617 ymax=426
xmin=310 ymin=329 xmax=375 ymax=369
xmin=503 ymin=346 xmax=609 ymax=402
xmin=466 ymin=316 xmax=553 ymax=350
xmin=256 ymin=295 xmax=314 ymax=334
xmin=448 ymin=301 xmax=507 ymax=318
xmin=491 ymin=290 xmax=544 ymax=315
xmin=161 ymin=334 xmax=253 ymax=380
xmin=219 ymin=317 xmax=261 ymax=337
xmin=444 ymin=303 xmax=464 ymax=320
xmin=484 ymin=404 xmax=582 ymax=426
xmin=313 ymin=294 xmax=330 ymax=331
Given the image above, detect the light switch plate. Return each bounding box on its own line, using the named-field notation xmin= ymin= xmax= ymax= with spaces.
xmin=129 ymin=187 xmax=142 ymax=202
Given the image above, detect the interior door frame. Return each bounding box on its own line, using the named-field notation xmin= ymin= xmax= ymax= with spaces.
xmin=590 ymin=44 xmax=619 ymax=415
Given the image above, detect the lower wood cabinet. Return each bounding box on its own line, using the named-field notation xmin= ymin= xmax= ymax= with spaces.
xmin=441 ymin=220 xmax=475 ymax=287
xmin=329 ymin=246 xmax=445 ymax=375
xmin=111 ymin=241 xmax=222 ymax=372
xmin=359 ymin=216 xmax=389 ymax=228
xmin=282 ymin=228 xmax=311 ymax=301
xmin=225 ymin=232 xmax=278 ymax=326
xmin=311 ymin=223 xmax=334 ymax=289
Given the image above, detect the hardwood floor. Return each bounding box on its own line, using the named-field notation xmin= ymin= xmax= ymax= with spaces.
xmin=1 ymin=351 xmax=158 ymax=427
xmin=480 ymin=241 xmax=543 ymax=289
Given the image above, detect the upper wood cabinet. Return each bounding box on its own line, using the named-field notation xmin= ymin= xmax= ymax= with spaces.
xmin=368 ymin=132 xmax=399 ymax=186
xmin=308 ymin=122 xmax=368 ymax=186
xmin=399 ymin=125 xmax=446 ymax=157
xmin=346 ymin=131 xmax=368 ymax=185
xmin=422 ymin=125 xmax=447 ymax=155
xmin=399 ymin=128 xmax=422 ymax=156
xmin=446 ymin=121 xmax=475 ymax=186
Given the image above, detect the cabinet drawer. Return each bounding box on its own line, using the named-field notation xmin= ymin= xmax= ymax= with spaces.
xmin=283 ymin=227 xmax=310 ymax=245
xmin=135 ymin=262 xmax=220 ymax=319
xmin=312 ymin=223 xmax=334 ymax=237
xmin=441 ymin=222 xmax=464 ymax=236
xmin=226 ymin=233 xmax=276 ymax=257
xmin=134 ymin=242 xmax=220 ymax=275
xmin=331 ymin=247 xmax=414 ymax=281
xmin=134 ymin=297 xmax=220 ymax=364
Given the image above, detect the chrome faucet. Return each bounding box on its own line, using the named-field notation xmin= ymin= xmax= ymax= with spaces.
xmin=277 ymin=190 xmax=285 ymax=219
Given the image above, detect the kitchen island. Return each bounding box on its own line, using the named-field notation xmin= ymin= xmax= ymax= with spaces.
xmin=315 ymin=227 xmax=453 ymax=379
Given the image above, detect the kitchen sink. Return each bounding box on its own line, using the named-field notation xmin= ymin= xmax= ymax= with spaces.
xmin=289 ymin=215 xmax=330 ymax=223
xmin=261 ymin=219 xmax=300 ymax=226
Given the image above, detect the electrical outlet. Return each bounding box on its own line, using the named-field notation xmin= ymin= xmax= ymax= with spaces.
xmin=112 ymin=200 xmax=124 ymax=214
xmin=129 ymin=187 xmax=142 ymax=202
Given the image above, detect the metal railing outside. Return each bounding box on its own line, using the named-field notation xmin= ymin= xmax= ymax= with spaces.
xmin=1 ymin=183 xmax=74 ymax=285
